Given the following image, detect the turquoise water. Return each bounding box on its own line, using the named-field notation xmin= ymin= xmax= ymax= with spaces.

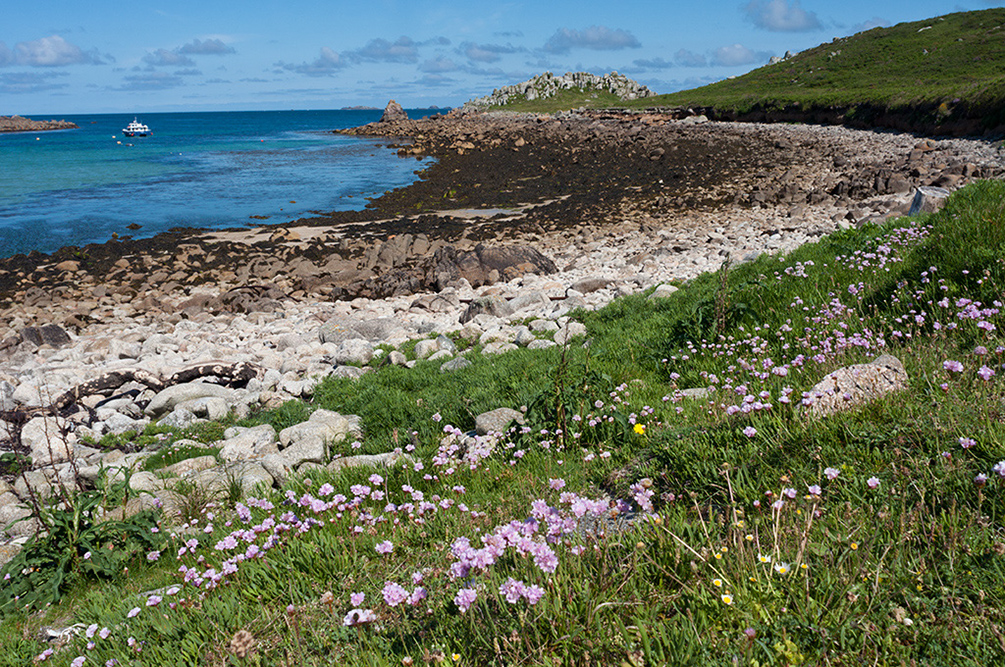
xmin=0 ymin=109 xmax=440 ymax=258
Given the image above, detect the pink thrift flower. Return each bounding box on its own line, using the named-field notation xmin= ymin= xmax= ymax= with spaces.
xmin=824 ymin=467 xmax=840 ymax=480
xmin=126 ymin=607 xmax=141 ymax=618
xmin=867 ymin=477 xmax=880 ymax=489
xmin=549 ymin=478 xmax=566 ymax=491
xmin=943 ymin=360 xmax=964 ymax=373
xmin=743 ymin=426 xmax=757 ymax=438
xmin=960 ymin=437 xmax=976 ymax=449
xmin=524 ymin=584 xmax=545 ymax=605
xmin=350 ymin=592 xmax=365 ymax=606
xmin=375 ymin=540 xmax=393 ymax=554
xmin=454 ymin=587 xmax=477 ymax=612
xmin=382 ymin=581 xmax=409 ymax=606
xmin=71 ymin=657 xmax=86 ymax=667
xmin=343 ymin=608 xmax=377 ymax=626
xmin=978 ymin=365 xmax=995 ymax=381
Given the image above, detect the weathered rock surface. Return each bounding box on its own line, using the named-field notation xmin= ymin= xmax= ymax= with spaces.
xmin=379 ymin=100 xmax=408 ymax=123
xmin=803 ymin=354 xmax=908 ymax=418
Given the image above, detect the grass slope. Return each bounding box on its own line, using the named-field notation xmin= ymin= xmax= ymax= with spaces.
xmin=2 ymin=182 xmax=1005 ymax=665
xmin=637 ymin=9 xmax=1005 ymax=129
xmin=497 ymin=8 xmax=1005 ymax=131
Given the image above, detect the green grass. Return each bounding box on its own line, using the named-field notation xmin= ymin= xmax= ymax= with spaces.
xmin=629 ymin=8 xmax=1005 ymax=129
xmin=489 ymin=8 xmax=1005 ymax=131
xmin=3 ymin=181 xmax=1005 ymax=665
xmin=488 ymin=87 xmax=626 ymax=113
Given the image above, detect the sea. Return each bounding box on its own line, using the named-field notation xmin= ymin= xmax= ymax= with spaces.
xmin=0 ymin=109 xmax=443 ymax=259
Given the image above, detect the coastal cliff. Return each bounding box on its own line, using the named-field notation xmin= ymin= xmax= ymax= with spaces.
xmin=0 ymin=115 xmax=78 ymax=133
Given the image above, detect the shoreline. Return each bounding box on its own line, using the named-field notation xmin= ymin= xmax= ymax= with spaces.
xmin=0 ymin=112 xmax=1002 ymax=428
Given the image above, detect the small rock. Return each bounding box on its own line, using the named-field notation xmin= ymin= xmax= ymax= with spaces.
xmin=440 ymin=357 xmax=472 ymax=373
xmin=475 ymin=408 xmax=524 ymax=436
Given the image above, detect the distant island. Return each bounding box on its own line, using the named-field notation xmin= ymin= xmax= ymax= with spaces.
xmin=340 ymin=106 xmax=380 ymax=111
xmin=0 ymin=115 xmax=78 ymax=133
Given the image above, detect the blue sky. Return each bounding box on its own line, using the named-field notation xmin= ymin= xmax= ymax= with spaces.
xmin=2 ymin=1 xmax=1003 ymax=114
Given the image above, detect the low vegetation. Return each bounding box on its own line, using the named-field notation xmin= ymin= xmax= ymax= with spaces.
xmin=492 ymin=8 xmax=1005 ymax=133
xmin=638 ymin=8 xmax=1005 ymax=130
xmin=1 ymin=181 xmax=1004 ymax=664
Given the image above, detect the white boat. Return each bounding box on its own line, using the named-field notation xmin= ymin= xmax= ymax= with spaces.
xmin=122 ymin=118 xmax=150 ymax=137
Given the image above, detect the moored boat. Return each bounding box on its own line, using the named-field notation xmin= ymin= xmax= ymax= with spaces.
xmin=122 ymin=118 xmax=150 ymax=137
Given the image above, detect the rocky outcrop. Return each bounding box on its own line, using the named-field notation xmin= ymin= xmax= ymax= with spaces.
xmin=464 ymin=71 xmax=655 ymax=109
xmin=380 ymin=100 xmax=408 ymax=123
xmin=0 ymin=116 xmax=78 ymax=133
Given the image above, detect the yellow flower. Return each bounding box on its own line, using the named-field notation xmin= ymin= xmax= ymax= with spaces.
xmin=714 ymin=552 xmax=723 ymax=560
xmin=452 ymin=654 xmax=461 ymax=663
xmin=850 ymin=542 xmax=859 ymax=551
xmin=800 ymin=563 xmax=808 ymax=570
xmin=758 ymin=554 xmax=771 ymax=564
xmin=713 ymin=578 xmax=723 ymax=587
xmin=633 ymin=423 xmax=646 ymax=435
xmin=745 ymin=534 xmax=754 ymax=542
xmin=721 ymin=593 xmax=734 ymax=605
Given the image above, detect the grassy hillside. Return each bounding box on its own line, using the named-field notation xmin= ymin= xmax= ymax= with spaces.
xmin=2 ymin=181 xmax=1004 ymax=665
xmin=491 ymin=9 xmax=1005 ymax=132
xmin=635 ymin=8 xmax=1005 ymax=130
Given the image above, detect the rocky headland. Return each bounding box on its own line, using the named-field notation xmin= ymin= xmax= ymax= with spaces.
xmin=0 ymin=107 xmax=1003 ymax=553
xmin=463 ymin=71 xmax=656 ymax=109
xmin=0 ymin=116 xmax=78 ymax=133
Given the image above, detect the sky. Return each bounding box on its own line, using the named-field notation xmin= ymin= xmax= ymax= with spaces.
xmin=2 ymin=1 xmax=1004 ymax=115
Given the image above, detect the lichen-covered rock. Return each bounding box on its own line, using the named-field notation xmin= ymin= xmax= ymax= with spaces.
xmin=475 ymin=408 xmax=524 ymax=436
xmin=803 ymin=354 xmax=907 ymax=418
xmin=219 ymin=424 xmax=279 ymax=462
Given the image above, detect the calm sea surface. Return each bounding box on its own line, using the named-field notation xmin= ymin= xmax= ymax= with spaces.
xmin=0 ymin=109 xmax=441 ymax=258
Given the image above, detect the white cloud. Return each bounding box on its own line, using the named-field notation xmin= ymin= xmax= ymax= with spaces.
xmin=743 ymin=0 xmax=822 ymax=32
xmin=179 ymin=38 xmax=235 ymax=55
xmin=712 ymin=43 xmax=772 ymax=67
xmin=542 ymin=26 xmax=641 ymax=54
xmin=117 ymin=71 xmax=184 ymax=90
xmin=275 ymin=47 xmax=346 ymax=76
xmin=0 ymin=70 xmax=69 ymax=93
xmin=675 ymin=49 xmax=707 ymax=68
xmin=143 ymin=49 xmax=195 ymax=67
xmin=419 ymin=57 xmax=459 ymax=73
xmin=350 ymin=37 xmax=419 ymax=64
xmin=849 ymin=17 xmax=890 ymax=34
xmin=11 ymin=35 xmax=107 ymax=67
xmin=632 ymin=57 xmax=674 ymax=70
xmin=460 ymin=41 xmax=523 ymax=63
